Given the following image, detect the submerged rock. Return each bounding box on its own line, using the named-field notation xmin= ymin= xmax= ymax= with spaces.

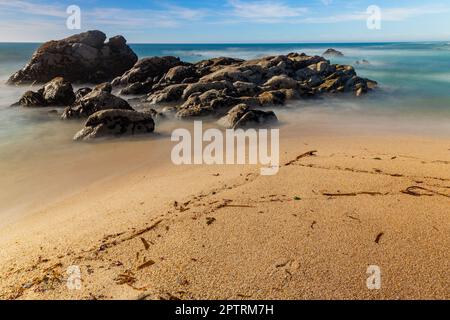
xmin=323 ymin=48 xmax=344 ymax=57
xmin=14 ymin=77 xmax=75 ymax=107
xmin=74 ymin=109 xmax=155 ymax=141
xmin=8 ymin=30 xmax=137 ymax=84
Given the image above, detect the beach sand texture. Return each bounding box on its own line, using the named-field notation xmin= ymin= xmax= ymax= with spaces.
xmin=0 ymin=124 xmax=448 ymax=300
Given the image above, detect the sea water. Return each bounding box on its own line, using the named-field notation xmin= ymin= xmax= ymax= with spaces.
xmin=1 ymin=42 xmax=450 ymax=224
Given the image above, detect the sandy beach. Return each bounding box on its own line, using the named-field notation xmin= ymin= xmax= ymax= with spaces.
xmin=0 ymin=111 xmax=448 ymax=300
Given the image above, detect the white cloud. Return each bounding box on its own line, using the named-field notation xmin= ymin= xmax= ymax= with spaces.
xmin=228 ymin=0 xmax=308 ymax=22
xmin=0 ymin=0 xmax=66 ymax=18
xmin=303 ymin=4 xmax=450 ymax=24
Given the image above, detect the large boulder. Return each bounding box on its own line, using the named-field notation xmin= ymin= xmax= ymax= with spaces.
xmin=74 ymin=109 xmax=155 ymax=141
xmin=8 ymin=30 xmax=137 ymax=84
xmin=62 ymin=89 xmax=132 ymax=119
xmin=113 ymin=56 xmax=184 ymax=87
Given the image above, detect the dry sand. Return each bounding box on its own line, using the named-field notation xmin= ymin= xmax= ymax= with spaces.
xmin=0 ymin=112 xmax=449 ymax=300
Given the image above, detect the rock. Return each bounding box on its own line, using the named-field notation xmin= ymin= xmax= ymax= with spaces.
xmin=93 ymin=82 xmax=112 ymax=93
xmin=147 ymin=84 xmax=188 ymax=104
xmin=218 ymin=103 xmax=278 ymax=129
xmin=74 ymin=109 xmax=155 ymax=141
xmin=75 ymin=87 xmax=92 ymax=101
xmin=42 ymin=77 xmax=76 ymax=106
xmin=176 ymin=89 xmax=240 ymax=118
xmin=258 ymin=89 xmax=300 ymax=106
xmin=62 ymin=89 xmax=132 ymax=119
xmin=195 ymin=57 xmax=244 ymax=76
xmin=263 ymin=75 xmax=298 ymax=90
xmin=120 ymin=82 xmax=153 ymax=95
xmin=17 ymin=90 xmax=46 ymax=107
xmin=113 ymin=56 xmax=184 ymax=87
xmin=233 ymin=109 xmax=278 ymax=129
xmin=14 ymin=77 xmax=75 ymax=107
xmin=217 ymin=104 xmax=249 ymax=128
xmin=233 ymin=81 xmax=260 ymax=96
xmin=356 ymin=59 xmax=371 ymax=65
xmin=182 ymin=81 xmax=233 ymax=100
xmin=161 ymin=65 xmax=197 ymax=84
xmin=323 ymin=48 xmax=344 ymax=57
xmin=8 ymin=30 xmax=137 ymax=84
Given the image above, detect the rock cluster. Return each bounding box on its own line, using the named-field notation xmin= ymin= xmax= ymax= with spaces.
xmin=9 ymin=32 xmax=378 ymax=141
xmin=7 ymin=30 xmax=137 ymax=84
xmin=73 ymin=109 xmax=155 ymax=141
xmin=121 ymin=52 xmax=377 ymax=117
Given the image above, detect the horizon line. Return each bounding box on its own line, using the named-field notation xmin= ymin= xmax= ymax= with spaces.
xmin=0 ymin=40 xmax=448 ymax=45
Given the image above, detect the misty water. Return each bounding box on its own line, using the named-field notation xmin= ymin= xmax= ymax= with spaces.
xmin=1 ymin=42 xmax=450 ymax=224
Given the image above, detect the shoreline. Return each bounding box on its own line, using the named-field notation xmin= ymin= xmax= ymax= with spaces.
xmin=0 ymin=116 xmax=448 ymax=300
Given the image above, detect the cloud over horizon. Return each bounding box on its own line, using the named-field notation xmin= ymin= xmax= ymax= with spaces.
xmin=0 ymin=0 xmax=449 ymax=43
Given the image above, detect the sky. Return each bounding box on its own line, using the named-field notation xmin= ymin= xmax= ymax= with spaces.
xmin=0 ymin=0 xmax=449 ymax=43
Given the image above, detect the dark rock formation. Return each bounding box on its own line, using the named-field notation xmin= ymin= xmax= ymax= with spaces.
xmin=217 ymin=104 xmax=278 ymax=129
xmin=13 ymin=77 xmax=75 ymax=107
xmin=74 ymin=109 xmax=155 ymax=141
xmin=323 ymin=48 xmax=344 ymax=57
xmin=7 ymin=30 xmax=137 ymax=84
xmin=112 ymin=56 xmax=185 ymax=90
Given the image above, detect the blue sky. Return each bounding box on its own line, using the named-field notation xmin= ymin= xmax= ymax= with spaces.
xmin=0 ymin=0 xmax=449 ymax=43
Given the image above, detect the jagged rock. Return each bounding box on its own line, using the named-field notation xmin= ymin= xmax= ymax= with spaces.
xmin=195 ymin=57 xmax=244 ymax=76
xmin=16 ymin=90 xmax=46 ymax=107
xmin=120 ymin=82 xmax=153 ymax=95
xmin=74 ymin=109 xmax=155 ymax=141
xmin=75 ymin=87 xmax=92 ymax=101
xmin=263 ymin=75 xmax=298 ymax=90
xmin=217 ymin=104 xmax=249 ymax=128
xmin=62 ymin=89 xmax=132 ymax=119
xmin=8 ymin=30 xmax=137 ymax=84
xmin=161 ymin=65 xmax=197 ymax=84
xmin=323 ymin=48 xmax=344 ymax=57
xmin=42 ymin=77 xmax=76 ymax=105
xmin=233 ymin=81 xmax=260 ymax=96
xmin=182 ymin=81 xmax=233 ymax=100
xmin=176 ymin=89 xmax=240 ymax=118
xmin=93 ymin=82 xmax=112 ymax=93
xmin=113 ymin=56 xmax=184 ymax=87
xmin=147 ymin=84 xmax=188 ymax=104
xmin=14 ymin=77 xmax=76 ymax=107
xmin=258 ymin=89 xmax=300 ymax=106
xmin=218 ymin=104 xmax=278 ymax=129
xmin=233 ymin=109 xmax=278 ymax=129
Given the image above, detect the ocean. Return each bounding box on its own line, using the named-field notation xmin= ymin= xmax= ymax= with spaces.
xmin=1 ymin=42 xmax=450 ymax=224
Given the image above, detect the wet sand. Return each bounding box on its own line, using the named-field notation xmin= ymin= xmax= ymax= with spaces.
xmin=0 ymin=110 xmax=449 ymax=300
